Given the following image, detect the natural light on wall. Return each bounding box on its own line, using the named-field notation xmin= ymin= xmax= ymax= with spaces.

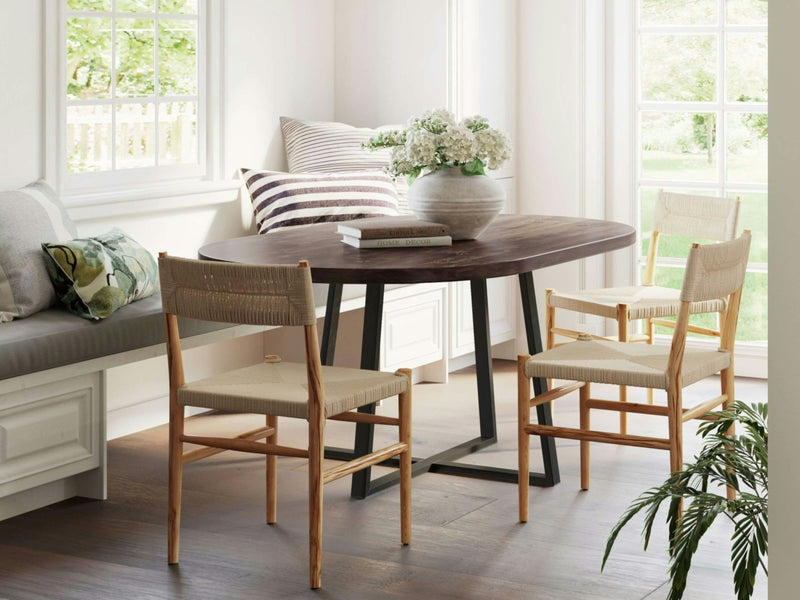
xmin=636 ymin=0 xmax=767 ymax=344
xmin=64 ymin=0 xmax=201 ymax=183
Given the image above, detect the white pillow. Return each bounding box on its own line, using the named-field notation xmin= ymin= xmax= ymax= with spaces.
xmin=279 ymin=116 xmax=410 ymax=213
xmin=0 ymin=181 xmax=78 ymax=322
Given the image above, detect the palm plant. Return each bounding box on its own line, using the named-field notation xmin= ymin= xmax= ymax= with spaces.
xmin=602 ymin=401 xmax=768 ymax=600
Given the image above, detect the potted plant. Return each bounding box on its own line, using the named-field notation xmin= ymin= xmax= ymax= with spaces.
xmin=602 ymin=401 xmax=768 ymax=600
xmin=365 ymin=108 xmax=511 ymax=240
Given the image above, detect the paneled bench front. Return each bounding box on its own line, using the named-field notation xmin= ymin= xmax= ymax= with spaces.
xmin=0 ymin=295 xmax=263 ymax=520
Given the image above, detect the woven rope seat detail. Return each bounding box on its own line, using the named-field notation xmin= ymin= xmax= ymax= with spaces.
xmin=525 ymin=338 xmax=731 ymax=390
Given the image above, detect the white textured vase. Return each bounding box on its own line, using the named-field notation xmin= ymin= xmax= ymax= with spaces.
xmin=407 ymin=168 xmax=505 ymax=240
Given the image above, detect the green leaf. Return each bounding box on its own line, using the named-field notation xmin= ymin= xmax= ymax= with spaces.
xmin=460 ymin=159 xmax=486 ymax=176
xmin=406 ymin=168 xmax=422 ymax=186
xmin=604 ymin=401 xmax=767 ymax=600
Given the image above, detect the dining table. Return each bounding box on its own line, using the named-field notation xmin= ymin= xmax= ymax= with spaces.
xmin=199 ymin=214 xmax=636 ymax=498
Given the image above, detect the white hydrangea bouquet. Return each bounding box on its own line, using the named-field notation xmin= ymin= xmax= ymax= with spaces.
xmin=364 ymin=108 xmax=511 ymax=184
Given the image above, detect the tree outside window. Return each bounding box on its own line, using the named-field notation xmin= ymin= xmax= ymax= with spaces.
xmin=637 ymin=0 xmax=767 ymax=343
xmin=64 ymin=0 xmax=200 ymax=176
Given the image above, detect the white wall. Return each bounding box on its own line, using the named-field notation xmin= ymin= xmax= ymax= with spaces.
xmin=226 ymin=0 xmax=336 ymax=176
xmin=0 ymin=1 xmax=42 ymax=190
xmin=515 ymin=0 xmax=590 ymax=336
xmin=333 ymin=0 xmax=448 ymax=127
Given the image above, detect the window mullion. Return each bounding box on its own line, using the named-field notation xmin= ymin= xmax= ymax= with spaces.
xmin=154 ymin=5 xmax=160 ymax=168
xmin=111 ymin=0 xmax=117 ymax=171
xmin=717 ymin=0 xmax=726 ymax=194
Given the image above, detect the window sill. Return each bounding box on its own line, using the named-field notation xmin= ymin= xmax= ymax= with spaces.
xmin=64 ymin=180 xmax=242 ymax=221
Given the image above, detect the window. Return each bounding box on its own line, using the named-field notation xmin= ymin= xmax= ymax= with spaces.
xmin=59 ymin=0 xmax=205 ymax=191
xmin=635 ymin=0 xmax=767 ymax=345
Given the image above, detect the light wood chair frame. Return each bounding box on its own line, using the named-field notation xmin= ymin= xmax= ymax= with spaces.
xmin=160 ymin=255 xmax=412 ymax=589
xmin=519 ymin=233 xmax=750 ymax=523
xmin=545 ymin=191 xmax=741 ymax=433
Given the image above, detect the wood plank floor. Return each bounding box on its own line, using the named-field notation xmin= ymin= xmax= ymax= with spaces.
xmin=0 ymin=360 xmax=768 ymax=599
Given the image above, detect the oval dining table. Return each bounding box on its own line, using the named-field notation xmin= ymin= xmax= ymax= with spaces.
xmin=199 ymin=215 xmax=636 ymax=498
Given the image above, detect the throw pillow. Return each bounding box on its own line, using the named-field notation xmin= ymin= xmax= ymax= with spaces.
xmin=0 ymin=180 xmax=78 ymax=322
xmin=279 ymin=116 xmax=411 ymax=213
xmin=240 ymin=168 xmax=401 ymax=235
xmin=42 ymin=228 xmax=160 ymax=320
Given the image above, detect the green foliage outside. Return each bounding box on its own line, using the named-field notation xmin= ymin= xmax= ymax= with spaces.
xmin=638 ymin=0 xmax=767 ymax=344
xmin=67 ymin=9 xmax=196 ymax=100
xmin=65 ymin=0 xmax=198 ymax=172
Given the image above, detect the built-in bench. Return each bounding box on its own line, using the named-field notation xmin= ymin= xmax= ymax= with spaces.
xmin=0 ymin=295 xmax=264 ymax=520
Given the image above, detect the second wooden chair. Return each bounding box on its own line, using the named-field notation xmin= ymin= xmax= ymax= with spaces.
xmin=518 ymin=232 xmax=751 ymax=522
xmin=545 ymin=190 xmax=741 ymax=433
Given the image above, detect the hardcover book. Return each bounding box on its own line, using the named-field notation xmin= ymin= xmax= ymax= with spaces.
xmin=341 ymin=235 xmax=452 ymax=249
xmin=336 ymin=216 xmax=449 ymax=239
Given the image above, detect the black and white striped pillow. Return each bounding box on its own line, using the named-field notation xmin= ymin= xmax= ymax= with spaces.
xmin=279 ymin=116 xmax=411 ymax=213
xmin=240 ymin=169 xmax=400 ymax=235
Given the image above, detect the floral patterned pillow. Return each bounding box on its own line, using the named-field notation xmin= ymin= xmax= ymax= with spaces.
xmin=42 ymin=228 xmax=159 ymax=320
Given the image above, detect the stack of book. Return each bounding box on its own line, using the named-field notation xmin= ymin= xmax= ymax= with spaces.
xmin=337 ymin=216 xmax=452 ymax=248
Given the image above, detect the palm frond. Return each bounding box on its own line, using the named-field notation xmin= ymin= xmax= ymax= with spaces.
xmin=603 ymin=401 xmax=768 ymax=600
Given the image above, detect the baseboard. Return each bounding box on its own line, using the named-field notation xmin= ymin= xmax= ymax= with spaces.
xmin=0 ymin=468 xmax=105 ymax=521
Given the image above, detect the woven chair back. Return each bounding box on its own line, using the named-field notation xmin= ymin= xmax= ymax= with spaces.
xmin=679 ymin=232 xmax=751 ymax=303
xmin=159 ymin=256 xmax=317 ymax=327
xmin=654 ymin=191 xmax=740 ymax=241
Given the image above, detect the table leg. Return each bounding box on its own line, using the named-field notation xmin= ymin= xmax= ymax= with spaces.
xmin=469 ymin=279 xmax=498 ymax=440
xmin=349 ymin=283 xmax=384 ymax=498
xmin=518 ymin=271 xmax=561 ymax=486
xmin=320 ymin=284 xmax=343 ymax=366
xmin=329 ymin=276 xmax=559 ymax=498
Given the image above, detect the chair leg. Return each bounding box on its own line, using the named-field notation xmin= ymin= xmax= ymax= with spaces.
xmin=667 ymin=386 xmax=683 ymax=476
xmin=617 ymin=305 xmax=629 ymax=434
xmin=167 ymin=403 xmax=184 ymax=565
xmin=721 ymin=367 xmax=736 ymax=500
xmin=397 ymin=369 xmax=412 ymax=545
xmin=545 ymin=291 xmax=555 ymax=394
xmin=645 ymin=318 xmax=655 ymax=405
xmin=667 ymin=385 xmax=685 ymax=518
xmin=579 ymin=382 xmax=590 ymax=490
xmin=517 ymin=355 xmax=531 ymax=523
xmin=308 ymin=410 xmax=324 ymax=589
xmin=266 ymin=415 xmax=278 ymax=524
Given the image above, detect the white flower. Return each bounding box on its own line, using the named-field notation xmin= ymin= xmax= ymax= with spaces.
xmin=366 ymin=109 xmax=510 ymax=177
xmin=405 ymin=129 xmax=439 ymax=167
xmin=438 ymin=124 xmax=476 ymax=164
xmin=475 ymin=128 xmax=511 ymax=170
xmin=461 ymin=115 xmax=489 ymax=132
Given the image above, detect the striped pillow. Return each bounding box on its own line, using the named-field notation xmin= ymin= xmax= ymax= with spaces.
xmin=241 ymin=169 xmax=400 ymax=235
xmin=279 ymin=116 xmax=411 ymax=213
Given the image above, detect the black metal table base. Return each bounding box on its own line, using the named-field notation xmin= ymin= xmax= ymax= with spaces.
xmin=321 ymin=275 xmax=560 ymax=499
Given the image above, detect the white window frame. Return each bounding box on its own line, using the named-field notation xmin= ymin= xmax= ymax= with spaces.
xmin=604 ymin=0 xmax=767 ymax=377
xmin=44 ymin=0 xmax=231 ymax=213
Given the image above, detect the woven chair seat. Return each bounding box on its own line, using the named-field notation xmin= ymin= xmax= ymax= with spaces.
xmin=525 ymin=338 xmax=731 ymax=390
xmin=548 ymin=285 xmax=727 ymax=321
xmin=178 ymin=361 xmax=409 ymax=419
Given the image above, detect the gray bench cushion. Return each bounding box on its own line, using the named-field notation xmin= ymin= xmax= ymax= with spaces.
xmin=0 ymin=295 xmax=234 ymax=380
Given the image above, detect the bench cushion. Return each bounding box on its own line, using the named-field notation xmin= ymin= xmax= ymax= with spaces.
xmin=0 ymin=295 xmax=234 ymax=381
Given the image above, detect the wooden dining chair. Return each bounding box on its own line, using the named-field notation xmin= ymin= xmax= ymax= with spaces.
xmin=518 ymin=232 xmax=751 ymax=522
xmin=158 ymin=255 xmax=412 ymax=589
xmin=545 ymin=191 xmax=741 ymax=433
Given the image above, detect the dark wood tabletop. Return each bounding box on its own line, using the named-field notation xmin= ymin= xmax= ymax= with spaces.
xmin=198 ymin=215 xmax=636 ymax=284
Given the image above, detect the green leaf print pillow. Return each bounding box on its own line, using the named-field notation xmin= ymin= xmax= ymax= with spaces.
xmin=42 ymin=228 xmax=159 ymax=320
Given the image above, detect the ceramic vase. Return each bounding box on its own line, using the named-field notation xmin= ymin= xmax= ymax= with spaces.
xmin=407 ymin=167 xmax=505 ymax=240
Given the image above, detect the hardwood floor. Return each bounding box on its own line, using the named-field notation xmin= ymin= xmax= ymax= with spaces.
xmin=0 ymin=360 xmax=767 ymax=599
